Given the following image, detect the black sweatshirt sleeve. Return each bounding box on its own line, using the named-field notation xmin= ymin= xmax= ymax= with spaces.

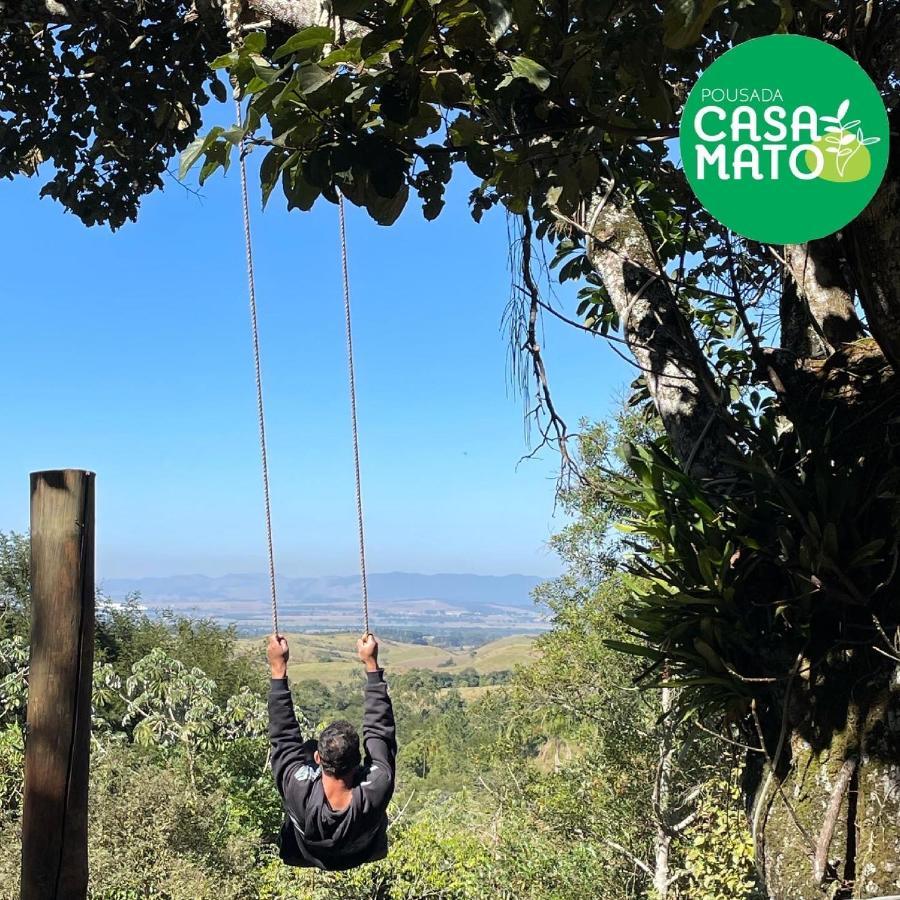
xmin=268 ymin=678 xmax=316 ymax=805
xmin=359 ymin=669 xmax=397 ymax=814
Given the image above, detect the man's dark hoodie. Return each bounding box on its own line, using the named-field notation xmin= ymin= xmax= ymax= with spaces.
xmin=268 ymin=669 xmax=397 ymax=871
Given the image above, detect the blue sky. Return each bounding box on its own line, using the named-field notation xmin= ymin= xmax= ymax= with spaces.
xmin=2 ymin=147 xmax=628 ymax=580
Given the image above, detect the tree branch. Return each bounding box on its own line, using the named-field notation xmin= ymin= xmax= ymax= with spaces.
xmin=518 ymin=210 xmax=577 ymax=480
xmin=245 ymin=0 xmax=328 ymax=30
xmin=0 ymin=0 xmax=76 ymax=24
xmin=601 ymin=839 xmax=653 ymax=878
xmin=813 ymin=755 xmax=858 ymax=884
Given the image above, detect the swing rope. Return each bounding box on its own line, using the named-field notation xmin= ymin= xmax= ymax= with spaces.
xmin=338 ymin=194 xmax=371 ymax=636
xmin=229 ymin=88 xmax=372 ymax=637
xmin=226 ymin=0 xmax=370 ymax=637
xmin=234 ymin=94 xmax=280 ymax=637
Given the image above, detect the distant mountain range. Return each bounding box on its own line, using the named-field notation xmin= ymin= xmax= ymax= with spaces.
xmin=100 ymin=572 xmax=548 ymax=631
xmin=101 ymin=572 xmax=544 ymax=608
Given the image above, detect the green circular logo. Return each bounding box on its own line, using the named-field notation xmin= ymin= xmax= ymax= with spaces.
xmin=680 ymin=35 xmax=889 ymax=243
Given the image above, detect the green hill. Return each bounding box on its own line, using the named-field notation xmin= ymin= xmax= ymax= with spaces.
xmin=238 ymin=632 xmax=536 ymax=686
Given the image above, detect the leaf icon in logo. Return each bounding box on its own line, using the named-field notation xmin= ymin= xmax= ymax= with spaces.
xmin=809 ymin=135 xmax=875 ymax=182
xmin=809 ymin=99 xmax=881 ymax=182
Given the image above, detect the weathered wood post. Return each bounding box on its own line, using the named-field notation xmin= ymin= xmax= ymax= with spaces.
xmin=21 ymin=470 xmax=96 ymax=900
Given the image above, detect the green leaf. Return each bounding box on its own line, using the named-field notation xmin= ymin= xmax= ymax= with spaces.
xmin=688 ymin=495 xmax=716 ymax=522
xmin=402 ymin=8 xmax=433 ymax=60
xmin=422 ymin=188 xmax=445 ymax=220
xmin=296 ymin=64 xmax=332 ymax=95
xmin=282 ymin=166 xmax=320 ymax=212
xmin=603 ymin=639 xmax=664 ymax=661
xmin=847 ymin=538 xmax=886 ymax=568
xmin=321 ymin=38 xmax=364 ymax=66
xmin=209 ymin=78 xmax=228 ymax=103
xmin=508 ymin=56 xmax=552 ymax=91
xmin=272 ymin=26 xmax=335 ymax=61
xmin=431 ymin=70 xmax=466 ymax=106
xmin=243 ymin=32 xmax=267 ymax=54
xmin=407 ymin=103 xmax=441 ymax=139
xmin=210 ymin=50 xmax=239 ymax=70
xmin=246 ymin=54 xmax=281 ymax=91
xmin=179 ymin=126 xmax=224 ymax=179
xmin=369 ymin=152 xmax=406 ymax=198
xmin=449 ymin=115 xmax=482 ymax=147
xmin=221 ymin=126 xmax=245 ymax=146
xmin=360 ymin=23 xmax=405 ymax=59
xmin=260 ymin=147 xmax=288 ymax=207
xmin=198 ymin=140 xmax=233 ymax=184
xmin=365 ymin=182 xmax=409 ymax=226
xmin=693 ymin=638 xmax=725 ymax=672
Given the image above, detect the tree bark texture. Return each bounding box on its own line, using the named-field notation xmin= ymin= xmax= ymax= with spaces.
xmin=585 ymin=187 xmax=732 ymax=478
xmin=845 ymin=131 xmax=900 ymax=370
xmin=783 ymin=240 xmax=865 ymax=351
xmin=751 ymin=674 xmax=900 ymax=899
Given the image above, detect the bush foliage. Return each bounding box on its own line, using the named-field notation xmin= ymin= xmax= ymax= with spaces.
xmin=0 ymin=435 xmax=761 ymax=899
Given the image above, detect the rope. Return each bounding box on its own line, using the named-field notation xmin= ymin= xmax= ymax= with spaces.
xmin=234 ymin=94 xmax=280 ymax=637
xmin=338 ymin=194 xmax=371 ymax=635
xmin=223 ymin=3 xmax=367 ymax=637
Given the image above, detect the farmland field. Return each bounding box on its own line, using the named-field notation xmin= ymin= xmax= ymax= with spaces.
xmin=237 ymin=632 xmax=537 ymax=685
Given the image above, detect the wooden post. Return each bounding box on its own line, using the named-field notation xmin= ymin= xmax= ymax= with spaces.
xmin=21 ymin=470 xmax=96 ymax=900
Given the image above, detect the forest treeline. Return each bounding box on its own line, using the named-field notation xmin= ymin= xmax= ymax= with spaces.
xmin=0 ymin=424 xmax=762 ymax=899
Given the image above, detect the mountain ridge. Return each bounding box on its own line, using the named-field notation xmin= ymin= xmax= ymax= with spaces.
xmin=99 ymin=572 xmax=546 ymax=618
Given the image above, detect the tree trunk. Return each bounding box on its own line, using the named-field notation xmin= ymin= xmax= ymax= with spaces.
xmin=783 ymin=240 xmax=865 ymax=351
xmin=779 ymin=274 xmax=828 ymax=360
xmin=845 ymin=179 xmax=900 ymax=370
xmin=750 ymin=669 xmax=900 ymax=898
xmin=844 ymin=103 xmax=900 ymax=370
xmin=584 ymin=187 xmax=733 ymax=478
xmin=652 ymin=684 xmax=674 ymax=899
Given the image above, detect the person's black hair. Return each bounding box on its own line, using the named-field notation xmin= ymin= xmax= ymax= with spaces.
xmin=318 ymin=720 xmax=362 ymax=777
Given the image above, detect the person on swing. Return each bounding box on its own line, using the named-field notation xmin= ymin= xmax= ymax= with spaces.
xmin=266 ymin=631 xmax=397 ymax=871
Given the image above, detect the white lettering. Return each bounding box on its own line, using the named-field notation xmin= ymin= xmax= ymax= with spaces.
xmin=731 ymin=106 xmax=757 ymax=141
xmin=696 ymin=144 xmax=729 ymax=180
xmin=762 ymin=107 xmax=787 ymax=143
xmin=733 ymin=145 xmax=763 ymax=180
xmin=761 ymin=145 xmax=785 ymax=179
xmin=792 ymin=106 xmax=818 ymax=142
xmin=791 ymin=144 xmax=822 ymax=179
xmin=695 ymin=106 xmax=727 ymax=142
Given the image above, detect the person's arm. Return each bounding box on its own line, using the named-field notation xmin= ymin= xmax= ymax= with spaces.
xmin=357 ymin=634 xmax=397 ymax=812
xmin=267 ymin=635 xmax=316 ymax=798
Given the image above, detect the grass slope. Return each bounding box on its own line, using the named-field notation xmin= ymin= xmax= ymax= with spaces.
xmin=238 ymin=633 xmax=536 ymax=686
